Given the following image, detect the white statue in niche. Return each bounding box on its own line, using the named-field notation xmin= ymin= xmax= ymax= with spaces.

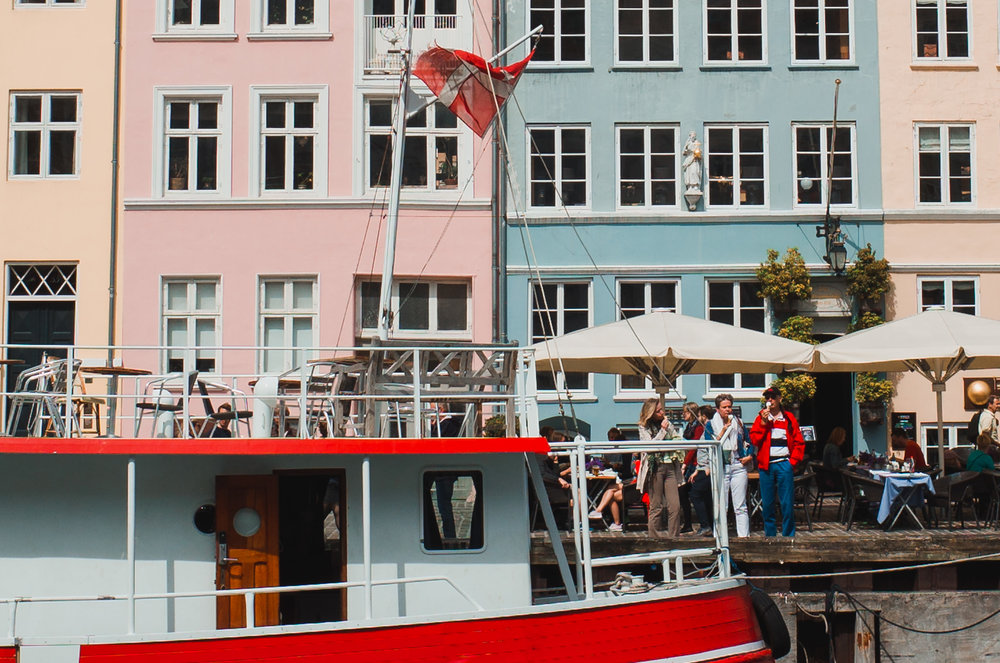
xmin=682 ymin=131 xmax=703 ymax=193
xmin=682 ymin=131 xmax=704 ymax=210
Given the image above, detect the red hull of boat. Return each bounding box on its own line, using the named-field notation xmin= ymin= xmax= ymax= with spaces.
xmin=76 ymin=584 xmax=771 ymax=663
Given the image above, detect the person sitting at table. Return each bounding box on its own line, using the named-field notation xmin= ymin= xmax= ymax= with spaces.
xmin=967 ymin=432 xmax=997 ymax=472
xmin=890 ymin=428 xmax=928 ymax=471
xmin=208 ymin=402 xmax=234 ymax=438
xmin=589 ymin=477 xmax=628 ymax=532
xmin=822 ymin=426 xmax=851 ymax=468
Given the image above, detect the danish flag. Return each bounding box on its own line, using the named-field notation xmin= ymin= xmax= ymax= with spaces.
xmin=413 ymin=46 xmax=534 ymax=137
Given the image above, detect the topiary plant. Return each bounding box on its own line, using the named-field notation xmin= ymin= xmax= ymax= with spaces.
xmin=777 ymin=315 xmax=819 ymax=344
xmin=768 ymin=373 xmax=817 ymax=404
xmin=846 ymin=244 xmax=891 ymax=304
xmin=756 ymin=248 xmax=813 ymax=305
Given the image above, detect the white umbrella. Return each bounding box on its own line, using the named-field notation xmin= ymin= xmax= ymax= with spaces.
xmin=530 ymin=311 xmax=815 ymax=388
xmin=814 ymin=309 xmax=1000 ymax=467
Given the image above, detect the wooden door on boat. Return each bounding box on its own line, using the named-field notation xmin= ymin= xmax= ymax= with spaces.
xmin=215 ymin=475 xmax=279 ymax=628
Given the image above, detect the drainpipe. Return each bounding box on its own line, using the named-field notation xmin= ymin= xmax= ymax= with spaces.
xmin=107 ymin=0 xmax=123 ymax=363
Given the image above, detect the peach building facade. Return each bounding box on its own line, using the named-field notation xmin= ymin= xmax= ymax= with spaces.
xmin=879 ymin=0 xmax=1000 ymax=451
xmin=1 ymin=1 xmax=118 ymax=382
xmin=121 ymin=1 xmax=497 ymax=377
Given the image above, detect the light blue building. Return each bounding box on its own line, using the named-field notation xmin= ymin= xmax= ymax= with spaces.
xmin=500 ymin=0 xmax=885 ymax=454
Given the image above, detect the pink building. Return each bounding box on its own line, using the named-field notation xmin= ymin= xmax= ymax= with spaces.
xmin=121 ymin=1 xmax=497 ymax=376
xmin=878 ymin=0 xmax=1000 ymax=453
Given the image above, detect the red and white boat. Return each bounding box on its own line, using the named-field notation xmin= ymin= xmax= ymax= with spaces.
xmin=0 ymin=342 xmax=784 ymax=663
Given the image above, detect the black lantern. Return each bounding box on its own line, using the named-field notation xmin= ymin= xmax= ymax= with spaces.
xmin=816 ymin=214 xmax=847 ymax=275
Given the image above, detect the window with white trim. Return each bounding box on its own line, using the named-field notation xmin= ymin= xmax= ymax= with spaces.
xmin=617 ymin=125 xmax=678 ymax=208
xmin=792 ymin=0 xmax=851 ymax=62
xmin=358 ymin=279 xmax=471 ymax=339
xmin=259 ymin=277 xmax=318 ymax=372
xmin=530 ymin=0 xmax=588 ymax=64
xmin=9 ymin=92 xmax=79 ymax=178
xmin=793 ymin=123 xmax=855 ymax=206
xmin=164 ymin=99 xmax=221 ymax=193
xmin=529 ymin=126 xmax=589 ymax=208
xmin=531 ymin=281 xmax=592 ymax=395
xmin=162 ymin=279 xmax=220 ymax=373
xmin=705 ymin=0 xmax=765 ymax=63
xmin=371 ymin=0 xmax=458 ymax=17
xmin=15 ymin=0 xmax=83 ymax=6
xmin=919 ymin=277 xmax=977 ymax=315
xmin=616 ymin=0 xmax=676 ymax=64
xmin=914 ymin=0 xmax=969 ymax=59
xmin=251 ymin=87 xmax=327 ymax=196
xmin=251 ymin=0 xmax=329 ymax=36
xmin=366 ymin=99 xmax=463 ymax=192
xmin=705 ymin=125 xmax=767 ymax=208
xmin=707 ymin=281 xmax=766 ymax=391
xmin=618 ymin=280 xmax=679 ymax=393
xmin=166 ymin=0 xmax=225 ymax=30
xmin=916 ymin=124 xmax=972 ymax=204
xmin=922 ymin=422 xmax=967 ymax=449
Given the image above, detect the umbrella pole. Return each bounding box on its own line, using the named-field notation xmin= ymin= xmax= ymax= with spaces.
xmin=934 ymin=381 xmax=946 ymax=472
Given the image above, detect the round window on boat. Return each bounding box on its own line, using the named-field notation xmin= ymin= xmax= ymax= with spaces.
xmin=193 ymin=504 xmax=216 ymax=534
xmin=233 ymin=507 xmax=262 ymax=537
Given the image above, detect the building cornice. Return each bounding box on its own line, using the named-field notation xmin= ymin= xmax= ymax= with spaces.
xmin=124 ymin=198 xmax=491 ymax=212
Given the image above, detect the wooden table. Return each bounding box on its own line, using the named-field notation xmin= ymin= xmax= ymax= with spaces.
xmin=80 ymin=366 xmax=152 ymax=437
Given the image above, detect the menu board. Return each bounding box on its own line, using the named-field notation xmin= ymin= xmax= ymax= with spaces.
xmin=891 ymin=411 xmax=917 ymax=439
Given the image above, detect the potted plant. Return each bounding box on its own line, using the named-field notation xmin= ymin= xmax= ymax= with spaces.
xmin=169 ymin=161 xmax=187 ymax=191
xmin=756 ymin=248 xmax=812 ymax=316
xmin=855 ymin=372 xmax=894 ymax=425
xmin=438 ymin=155 xmax=458 ymax=187
xmin=777 ymin=315 xmax=818 ymax=345
xmin=768 ymin=373 xmax=817 ymax=407
xmin=847 ymin=311 xmax=884 ymax=333
xmin=846 ymin=244 xmax=891 ymax=314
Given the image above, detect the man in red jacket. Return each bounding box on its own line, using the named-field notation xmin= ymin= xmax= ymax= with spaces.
xmin=750 ymin=386 xmax=805 ymax=537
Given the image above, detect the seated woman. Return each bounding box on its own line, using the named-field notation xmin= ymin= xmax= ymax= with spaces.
xmin=822 ymin=426 xmax=850 ymax=468
xmin=967 ymin=432 xmax=997 ymax=472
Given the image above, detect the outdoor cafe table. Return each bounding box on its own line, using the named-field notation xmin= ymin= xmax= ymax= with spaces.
xmin=79 ymin=366 xmax=152 ymax=437
xmin=869 ymin=470 xmax=935 ymax=530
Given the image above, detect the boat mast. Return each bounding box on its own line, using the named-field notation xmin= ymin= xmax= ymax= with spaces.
xmin=377 ymin=0 xmax=418 ymax=341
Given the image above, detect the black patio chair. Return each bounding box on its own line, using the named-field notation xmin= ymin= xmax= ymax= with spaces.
xmin=808 ymin=461 xmax=844 ymax=520
xmin=928 ymin=471 xmax=980 ymax=529
xmin=843 ymin=472 xmax=885 ymax=531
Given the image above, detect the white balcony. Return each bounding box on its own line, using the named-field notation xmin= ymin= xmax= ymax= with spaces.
xmin=364 ymin=13 xmax=461 ymax=75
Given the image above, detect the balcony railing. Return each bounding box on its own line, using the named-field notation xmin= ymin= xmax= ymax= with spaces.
xmin=364 ymin=13 xmax=460 ymax=75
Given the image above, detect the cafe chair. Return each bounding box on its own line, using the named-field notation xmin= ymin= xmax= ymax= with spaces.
xmin=927 ymin=471 xmax=980 ymax=529
xmin=792 ymin=470 xmax=815 ymax=531
xmin=195 ymin=380 xmax=253 ymax=437
xmin=4 ymin=358 xmax=81 ymax=437
xmin=134 ymin=371 xmax=199 ymax=437
xmin=843 ymin=472 xmax=886 ymax=531
xmin=808 ymin=461 xmax=843 ymax=519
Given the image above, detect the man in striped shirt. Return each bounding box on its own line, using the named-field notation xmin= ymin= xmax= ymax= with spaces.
xmin=750 ymin=386 xmax=805 ymax=537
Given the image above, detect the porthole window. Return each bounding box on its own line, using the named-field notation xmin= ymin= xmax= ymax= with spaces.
xmin=233 ymin=507 xmax=262 ymax=537
xmin=422 ymin=471 xmax=483 ymax=551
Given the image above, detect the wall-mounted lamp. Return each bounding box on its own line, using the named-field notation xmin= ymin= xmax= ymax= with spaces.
xmin=816 ymin=214 xmax=848 ymax=274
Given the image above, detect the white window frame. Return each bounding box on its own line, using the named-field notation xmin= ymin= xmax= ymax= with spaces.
xmin=705 ymin=280 xmax=769 ymax=396
xmin=154 ymin=0 xmax=236 ymax=38
xmin=249 ymin=86 xmax=328 ymax=197
xmin=792 ymin=122 xmax=857 ymax=208
xmin=8 ymin=91 xmax=81 ymax=179
xmin=160 ymin=277 xmax=221 ymax=375
xmin=921 ymin=422 xmax=967 ymax=450
xmin=615 ymin=279 xmax=683 ymax=399
xmin=527 ymin=125 xmax=591 ymax=210
xmin=14 ymin=0 xmax=84 ymax=6
xmin=531 ymin=281 xmax=594 ymax=399
xmin=250 ymin=0 xmax=331 ymax=38
xmin=913 ymin=0 xmax=971 ymax=61
xmin=153 ymin=87 xmax=232 ymax=198
xmin=790 ymin=0 xmax=854 ymax=64
xmin=257 ymin=276 xmax=319 ymax=373
xmin=615 ymin=124 xmax=680 ymax=210
xmin=914 ymin=123 xmax=974 ymax=206
xmin=703 ymin=0 xmax=767 ymax=65
xmin=363 ymin=96 xmax=470 ymax=196
xmin=357 ymin=278 xmax=473 ymax=340
xmin=528 ymin=0 xmax=590 ymax=65
xmin=614 ymin=0 xmax=678 ymax=66
xmin=704 ymin=123 xmax=769 ymax=209
xmin=917 ymin=276 xmax=978 ymax=315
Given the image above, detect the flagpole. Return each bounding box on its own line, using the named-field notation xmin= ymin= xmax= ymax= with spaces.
xmin=488 ymin=25 xmax=543 ymax=64
xmin=377 ymin=1 xmax=418 ymax=341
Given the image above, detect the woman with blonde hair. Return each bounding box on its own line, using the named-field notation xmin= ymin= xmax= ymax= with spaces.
xmin=636 ymin=398 xmax=683 ymax=539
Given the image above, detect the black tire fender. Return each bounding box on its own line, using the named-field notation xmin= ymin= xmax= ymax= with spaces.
xmin=750 ymin=586 xmax=791 ymax=659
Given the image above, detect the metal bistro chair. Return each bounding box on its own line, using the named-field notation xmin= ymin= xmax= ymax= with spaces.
xmin=843 ymin=471 xmax=886 ymax=531
xmin=808 ymin=461 xmax=844 ymax=520
xmin=196 ymin=380 xmax=253 ymax=437
xmin=303 ymin=361 xmax=367 ymax=438
xmin=134 ymin=371 xmax=200 ymax=438
xmin=4 ymin=358 xmax=81 ymax=437
xmin=928 ymin=471 xmax=981 ymax=529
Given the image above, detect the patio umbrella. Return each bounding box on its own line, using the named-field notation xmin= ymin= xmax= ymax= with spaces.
xmin=813 ymin=309 xmax=1000 ymax=467
xmin=530 ymin=311 xmax=815 ymax=390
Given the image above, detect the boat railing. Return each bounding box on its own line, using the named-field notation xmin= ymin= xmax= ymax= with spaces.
xmin=0 ymin=342 xmax=536 ymax=441
xmin=546 ymin=439 xmax=731 ymax=600
xmin=0 ymin=575 xmax=484 ymax=640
